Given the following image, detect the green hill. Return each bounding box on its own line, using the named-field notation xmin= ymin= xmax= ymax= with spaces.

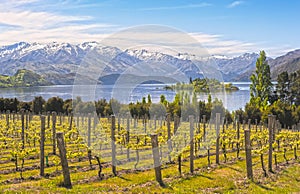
xmin=0 ymin=69 xmax=52 ymax=88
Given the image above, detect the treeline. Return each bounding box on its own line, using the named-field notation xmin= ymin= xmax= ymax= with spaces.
xmin=0 ymin=96 xmax=115 ymax=116
xmin=0 ymin=94 xmax=231 ymax=122
xmin=239 ymin=51 xmax=300 ymax=128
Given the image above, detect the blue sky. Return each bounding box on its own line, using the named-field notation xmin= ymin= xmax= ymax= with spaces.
xmin=0 ymin=0 xmax=299 ymax=57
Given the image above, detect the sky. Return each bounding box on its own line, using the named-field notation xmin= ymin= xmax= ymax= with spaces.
xmin=0 ymin=0 xmax=299 ymax=57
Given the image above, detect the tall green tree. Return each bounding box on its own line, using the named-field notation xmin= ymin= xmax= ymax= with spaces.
xmin=32 ymin=96 xmax=45 ymax=114
xmin=276 ymin=71 xmax=290 ymax=103
xmin=45 ymin=97 xmax=64 ymax=113
xmin=290 ymin=70 xmax=300 ymax=106
xmin=250 ymin=51 xmax=272 ymax=109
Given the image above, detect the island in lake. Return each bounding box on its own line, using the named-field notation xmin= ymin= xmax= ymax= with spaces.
xmin=165 ymin=78 xmax=239 ymax=92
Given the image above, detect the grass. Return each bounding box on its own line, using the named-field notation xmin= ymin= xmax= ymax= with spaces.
xmin=0 ymin=148 xmax=299 ymax=193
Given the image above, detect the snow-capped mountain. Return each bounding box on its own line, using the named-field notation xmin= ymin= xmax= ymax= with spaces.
xmin=214 ymin=53 xmax=259 ymax=81
xmin=0 ymin=42 xmax=127 ymax=83
xmin=0 ymin=42 xmax=265 ymax=84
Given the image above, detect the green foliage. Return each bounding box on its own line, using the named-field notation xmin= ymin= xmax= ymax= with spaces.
xmin=32 ymin=96 xmax=45 ymax=114
xmin=233 ymin=108 xmax=246 ymax=123
xmin=289 ymin=70 xmax=300 ymax=105
xmin=250 ymin=51 xmax=272 ymax=110
xmin=245 ymin=102 xmax=262 ymax=124
xmin=266 ymin=101 xmax=296 ymax=128
xmin=271 ymin=70 xmax=300 ymax=106
xmin=45 ymin=97 xmax=64 ymax=113
xmin=0 ymin=98 xmax=20 ymax=112
xmin=168 ymin=78 xmax=239 ymax=93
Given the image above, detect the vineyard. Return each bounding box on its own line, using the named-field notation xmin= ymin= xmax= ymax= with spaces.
xmin=0 ymin=111 xmax=300 ymax=193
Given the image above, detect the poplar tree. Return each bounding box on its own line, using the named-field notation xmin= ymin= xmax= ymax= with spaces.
xmin=250 ymin=51 xmax=272 ymax=109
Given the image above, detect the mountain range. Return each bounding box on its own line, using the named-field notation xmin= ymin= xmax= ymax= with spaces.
xmin=0 ymin=42 xmax=299 ymax=85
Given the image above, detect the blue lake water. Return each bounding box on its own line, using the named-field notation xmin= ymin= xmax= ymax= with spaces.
xmin=0 ymin=82 xmax=251 ymax=112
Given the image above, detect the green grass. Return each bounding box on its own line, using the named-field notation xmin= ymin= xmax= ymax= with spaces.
xmin=0 ymin=148 xmax=299 ymax=193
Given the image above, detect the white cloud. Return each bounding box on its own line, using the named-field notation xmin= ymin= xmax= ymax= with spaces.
xmin=139 ymin=3 xmax=212 ymax=11
xmin=0 ymin=0 xmax=291 ymax=58
xmin=190 ymin=32 xmax=257 ymax=56
xmin=227 ymin=1 xmax=244 ymax=8
xmin=0 ymin=0 xmax=117 ymax=45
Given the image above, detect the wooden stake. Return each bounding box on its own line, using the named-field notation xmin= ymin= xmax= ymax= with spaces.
xmin=151 ymin=134 xmax=163 ymax=186
xmin=40 ymin=116 xmax=45 ymax=177
xmin=111 ymin=115 xmax=117 ymax=176
xmin=56 ymin=132 xmax=72 ymax=189
xmin=189 ymin=115 xmax=194 ymax=173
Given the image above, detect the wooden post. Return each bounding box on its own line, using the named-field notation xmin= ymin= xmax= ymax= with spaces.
xmin=189 ymin=115 xmax=194 ymax=173
xmin=76 ymin=114 xmax=79 ymax=129
xmin=215 ymin=113 xmax=221 ymax=165
xmin=56 ymin=132 xmax=72 ymax=189
xmin=178 ymin=153 xmax=182 ymax=176
xmin=236 ymin=116 xmax=240 ymax=158
xmin=203 ymin=115 xmax=206 ymax=142
xmin=268 ymin=115 xmax=274 ymax=172
xmin=59 ymin=113 xmax=62 ymax=125
xmin=117 ymin=114 xmax=121 ymax=132
xmin=111 ymin=115 xmax=117 ymax=176
xmin=12 ymin=111 xmax=15 ymax=123
xmin=160 ymin=116 xmax=163 ymax=128
xmin=255 ymin=119 xmax=258 ymax=132
xmin=144 ymin=116 xmax=147 ymax=145
xmin=151 ymin=134 xmax=163 ymax=186
xmin=244 ymin=127 xmax=253 ymax=180
xmin=52 ymin=112 xmax=57 ymax=155
xmin=154 ymin=115 xmax=157 ymax=130
xmin=40 ymin=116 xmax=45 ymax=177
xmin=126 ymin=115 xmax=130 ymax=161
xmin=174 ymin=115 xmax=179 ymax=134
xmin=6 ymin=110 xmax=10 ymax=129
xmin=133 ymin=115 xmax=137 ymax=128
xmin=81 ymin=114 xmax=84 ymax=128
xmin=93 ymin=113 xmax=97 ymax=133
xmin=69 ymin=113 xmax=73 ymax=130
xmin=47 ymin=112 xmax=50 ymax=129
xmin=167 ymin=114 xmax=172 ymax=162
xmin=25 ymin=110 xmax=29 ymax=130
xmin=88 ymin=113 xmax=91 ymax=147
xmin=21 ymin=110 xmax=25 ymax=149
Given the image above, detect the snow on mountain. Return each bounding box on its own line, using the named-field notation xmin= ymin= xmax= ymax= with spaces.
xmin=0 ymin=42 xmax=272 ymax=84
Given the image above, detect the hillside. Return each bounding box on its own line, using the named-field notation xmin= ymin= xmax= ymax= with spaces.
xmin=0 ymin=42 xmax=299 ymax=83
xmin=269 ymin=49 xmax=300 ymax=79
xmin=0 ymin=69 xmax=52 ymax=88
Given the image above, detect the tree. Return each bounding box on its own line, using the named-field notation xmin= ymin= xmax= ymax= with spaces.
xmin=147 ymin=94 xmax=152 ymax=104
xmin=276 ymin=71 xmax=290 ymax=103
xmin=267 ymin=101 xmax=295 ymax=128
xmin=19 ymin=101 xmax=31 ymax=111
xmin=234 ymin=108 xmax=246 ymax=123
xmin=250 ymin=51 xmax=272 ymax=109
xmin=4 ymin=98 xmax=19 ymax=112
xmin=32 ymin=96 xmax=45 ymax=114
xmin=274 ymin=70 xmax=300 ymax=106
xmin=0 ymin=98 xmax=4 ymax=112
xmin=290 ymin=70 xmax=300 ymax=106
xmin=45 ymin=97 xmax=64 ymax=113
xmin=245 ymin=102 xmax=261 ymax=124
xmin=95 ymin=99 xmax=108 ymax=116
xmin=63 ymin=99 xmax=73 ymax=114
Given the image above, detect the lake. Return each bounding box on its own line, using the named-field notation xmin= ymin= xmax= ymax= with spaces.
xmin=0 ymin=82 xmax=251 ymax=112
